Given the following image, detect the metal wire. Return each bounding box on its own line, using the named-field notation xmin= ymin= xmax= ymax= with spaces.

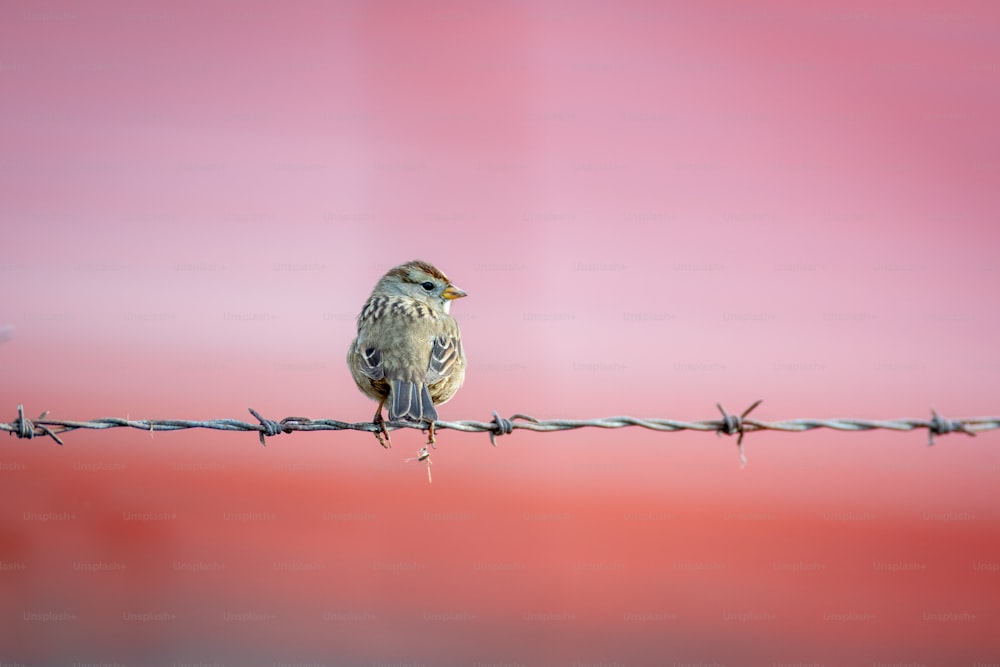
xmin=3 ymin=402 xmax=993 ymax=456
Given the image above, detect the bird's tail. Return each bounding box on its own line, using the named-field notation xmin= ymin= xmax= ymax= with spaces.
xmin=388 ymin=380 xmax=438 ymax=423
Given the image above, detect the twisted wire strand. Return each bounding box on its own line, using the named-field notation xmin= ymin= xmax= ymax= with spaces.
xmin=2 ymin=403 xmax=994 ymax=450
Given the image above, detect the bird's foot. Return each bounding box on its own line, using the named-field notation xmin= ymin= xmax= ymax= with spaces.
xmin=373 ymin=412 xmax=391 ymax=449
xmin=425 ymin=421 xmax=437 ymax=448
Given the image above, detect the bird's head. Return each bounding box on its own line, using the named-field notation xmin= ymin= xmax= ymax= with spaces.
xmin=377 ymin=260 xmax=467 ymax=312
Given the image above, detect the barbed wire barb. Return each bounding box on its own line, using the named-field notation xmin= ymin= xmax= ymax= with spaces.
xmin=927 ymin=407 xmax=975 ymax=446
xmin=715 ymin=400 xmax=763 ymax=467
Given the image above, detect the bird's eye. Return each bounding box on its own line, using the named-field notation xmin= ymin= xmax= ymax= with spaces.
xmin=420 ymin=281 xmax=434 ymax=291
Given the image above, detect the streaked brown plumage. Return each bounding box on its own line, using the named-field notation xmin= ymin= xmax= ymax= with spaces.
xmin=347 ymin=260 xmax=466 ymax=447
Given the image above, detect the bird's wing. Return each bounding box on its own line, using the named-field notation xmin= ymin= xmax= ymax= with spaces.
xmin=356 ymin=344 xmax=384 ymax=381
xmin=424 ymin=334 xmax=461 ymax=385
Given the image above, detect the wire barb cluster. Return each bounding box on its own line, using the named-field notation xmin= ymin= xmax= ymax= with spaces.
xmin=3 ymin=403 xmax=995 ymax=462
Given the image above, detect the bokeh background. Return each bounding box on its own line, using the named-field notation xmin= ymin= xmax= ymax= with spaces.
xmin=2 ymin=1 xmax=999 ymax=665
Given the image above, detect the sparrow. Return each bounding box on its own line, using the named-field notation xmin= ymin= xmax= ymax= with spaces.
xmin=347 ymin=260 xmax=467 ymax=447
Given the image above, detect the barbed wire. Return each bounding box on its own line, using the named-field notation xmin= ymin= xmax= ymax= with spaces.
xmin=3 ymin=402 xmax=994 ymax=467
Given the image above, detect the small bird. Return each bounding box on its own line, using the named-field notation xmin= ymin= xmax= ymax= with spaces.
xmin=347 ymin=260 xmax=467 ymax=447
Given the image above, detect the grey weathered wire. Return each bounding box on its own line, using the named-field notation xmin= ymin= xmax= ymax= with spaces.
xmin=2 ymin=403 xmax=994 ymax=458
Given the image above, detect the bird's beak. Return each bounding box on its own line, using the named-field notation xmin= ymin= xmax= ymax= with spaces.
xmin=442 ymin=285 xmax=467 ymax=300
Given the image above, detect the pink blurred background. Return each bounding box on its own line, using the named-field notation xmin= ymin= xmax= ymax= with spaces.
xmin=2 ymin=1 xmax=999 ymax=665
